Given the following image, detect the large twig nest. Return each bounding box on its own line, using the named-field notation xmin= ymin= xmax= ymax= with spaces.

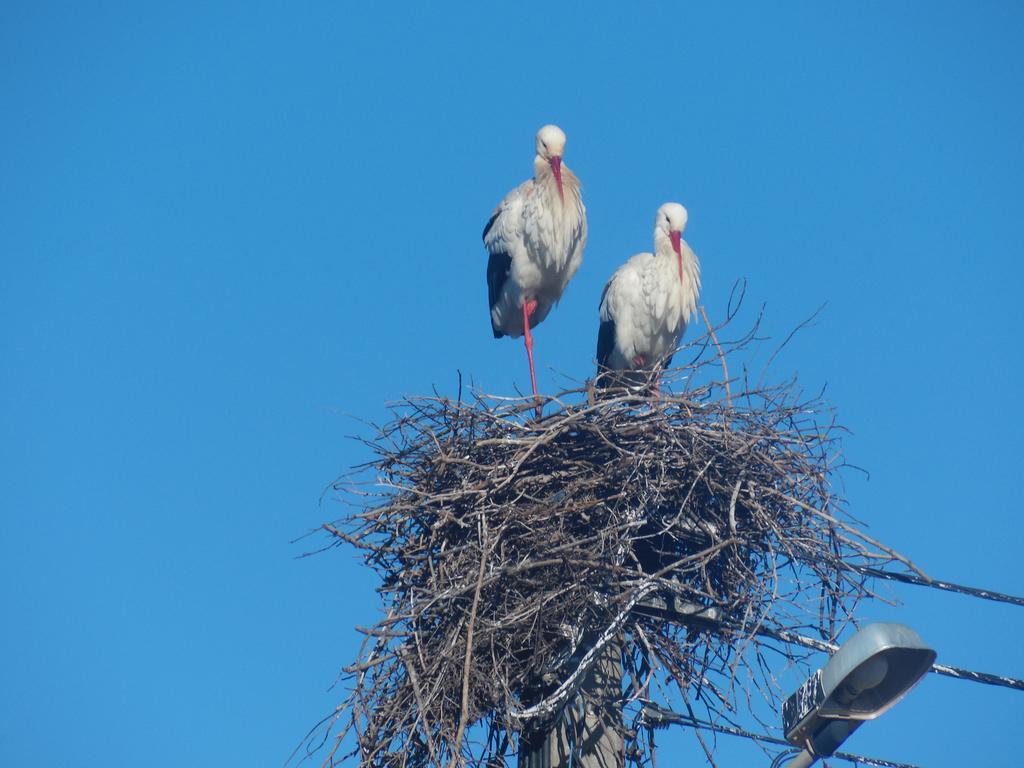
xmin=300 ymin=326 xmax=911 ymax=768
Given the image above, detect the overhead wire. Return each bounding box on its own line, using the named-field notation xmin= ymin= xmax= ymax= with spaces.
xmin=850 ymin=565 xmax=1024 ymax=609
xmin=636 ymin=704 xmax=923 ymax=768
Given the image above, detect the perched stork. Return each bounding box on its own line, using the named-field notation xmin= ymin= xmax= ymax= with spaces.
xmin=483 ymin=124 xmax=587 ymax=404
xmin=596 ymin=202 xmax=701 ymax=390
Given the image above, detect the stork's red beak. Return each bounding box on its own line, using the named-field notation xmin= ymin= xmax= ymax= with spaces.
xmin=549 ymin=156 xmax=564 ymax=201
xmin=670 ymin=230 xmax=683 ymax=282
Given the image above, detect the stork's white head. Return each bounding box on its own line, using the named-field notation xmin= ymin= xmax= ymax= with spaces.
xmin=655 ymin=202 xmax=690 ymax=281
xmin=535 ymin=124 xmax=566 ymax=159
xmin=535 ymin=124 xmax=567 ymax=200
xmin=656 ymin=202 xmax=688 ymax=236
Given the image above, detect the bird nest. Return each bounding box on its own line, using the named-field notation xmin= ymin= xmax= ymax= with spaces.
xmin=299 ymin=322 xmax=914 ymax=768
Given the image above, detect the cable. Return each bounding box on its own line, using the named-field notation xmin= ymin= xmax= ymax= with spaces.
xmin=930 ymin=662 xmax=1024 ymax=691
xmin=637 ymin=705 xmax=923 ymax=768
xmin=759 ymin=627 xmax=1024 ymax=692
xmin=851 ymin=565 xmax=1024 ymax=609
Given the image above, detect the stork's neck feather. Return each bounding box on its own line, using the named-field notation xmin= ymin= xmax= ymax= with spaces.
xmin=533 ymin=156 xmax=582 ymax=207
xmin=652 ymin=229 xmax=676 ymax=265
xmin=653 ymin=229 xmax=702 ymax=322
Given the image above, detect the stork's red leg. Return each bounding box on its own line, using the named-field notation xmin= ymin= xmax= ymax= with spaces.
xmin=522 ymin=299 xmax=540 ymax=416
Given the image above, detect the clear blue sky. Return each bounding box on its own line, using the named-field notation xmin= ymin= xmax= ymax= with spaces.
xmin=2 ymin=2 xmax=1022 ymax=766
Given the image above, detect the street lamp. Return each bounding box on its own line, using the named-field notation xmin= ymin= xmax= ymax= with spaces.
xmin=781 ymin=622 xmax=936 ymax=768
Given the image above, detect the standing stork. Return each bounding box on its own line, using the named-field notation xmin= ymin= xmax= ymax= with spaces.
xmin=596 ymin=202 xmax=701 ymax=390
xmin=484 ymin=124 xmax=587 ymax=407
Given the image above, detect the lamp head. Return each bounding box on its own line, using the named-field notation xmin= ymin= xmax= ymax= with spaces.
xmin=783 ymin=623 xmax=936 ymax=753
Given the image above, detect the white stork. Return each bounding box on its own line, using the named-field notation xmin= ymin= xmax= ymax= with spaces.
xmin=596 ymin=202 xmax=701 ymax=389
xmin=484 ymin=124 xmax=587 ymax=403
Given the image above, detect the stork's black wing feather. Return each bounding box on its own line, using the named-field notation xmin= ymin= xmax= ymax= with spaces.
xmin=596 ymin=319 xmax=616 ymax=371
xmin=597 ymin=279 xmax=612 ymax=311
xmin=596 ymin=280 xmax=616 ymax=368
xmin=595 ymin=279 xmax=618 ymax=386
xmin=486 ymin=250 xmax=512 ymax=339
xmin=482 ymin=210 xmax=500 ymax=242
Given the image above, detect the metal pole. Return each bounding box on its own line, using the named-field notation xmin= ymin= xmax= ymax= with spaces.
xmin=783 ymin=720 xmax=860 ymax=768
xmin=519 ymin=640 xmax=624 ymax=768
xmin=784 ymin=749 xmax=815 ymax=768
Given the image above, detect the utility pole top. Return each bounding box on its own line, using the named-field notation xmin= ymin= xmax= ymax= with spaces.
xmin=519 ymin=641 xmax=624 ymax=768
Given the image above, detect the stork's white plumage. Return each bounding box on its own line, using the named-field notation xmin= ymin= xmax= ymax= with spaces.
xmin=484 ymin=125 xmax=587 ymax=402
xmin=596 ymin=203 xmax=701 ymax=388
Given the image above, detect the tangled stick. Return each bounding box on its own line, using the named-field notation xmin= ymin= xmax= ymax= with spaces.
xmin=450 ymin=523 xmax=490 ymax=768
xmin=699 ymin=304 xmax=731 ymax=409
